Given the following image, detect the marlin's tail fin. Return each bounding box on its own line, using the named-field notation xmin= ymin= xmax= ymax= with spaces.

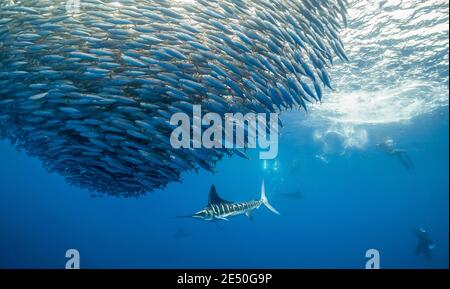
xmin=260 ymin=179 xmax=280 ymax=215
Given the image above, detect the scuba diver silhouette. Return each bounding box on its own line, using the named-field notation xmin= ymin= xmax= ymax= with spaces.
xmin=414 ymin=228 xmax=435 ymax=259
xmin=377 ymin=138 xmax=414 ymax=170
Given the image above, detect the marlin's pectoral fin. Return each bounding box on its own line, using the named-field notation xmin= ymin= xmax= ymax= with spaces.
xmin=216 ymin=216 xmax=229 ymax=221
xmin=245 ymin=211 xmax=254 ymax=221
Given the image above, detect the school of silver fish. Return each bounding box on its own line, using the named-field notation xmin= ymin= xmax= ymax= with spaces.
xmin=0 ymin=0 xmax=348 ymax=197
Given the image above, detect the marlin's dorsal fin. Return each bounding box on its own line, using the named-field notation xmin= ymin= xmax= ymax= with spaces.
xmin=208 ymin=185 xmax=231 ymax=205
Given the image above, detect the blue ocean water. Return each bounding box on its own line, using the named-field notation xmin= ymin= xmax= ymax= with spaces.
xmin=0 ymin=107 xmax=448 ymax=269
xmin=0 ymin=0 xmax=449 ymax=269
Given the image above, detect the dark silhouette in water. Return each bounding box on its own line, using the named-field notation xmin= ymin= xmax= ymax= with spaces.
xmin=174 ymin=227 xmax=190 ymax=240
xmin=377 ymin=138 xmax=414 ymax=170
xmin=279 ymin=189 xmax=302 ymax=200
xmin=414 ymin=228 xmax=435 ymax=259
xmin=290 ymin=159 xmax=301 ymax=173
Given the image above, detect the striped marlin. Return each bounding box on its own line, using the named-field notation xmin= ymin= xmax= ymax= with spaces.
xmin=181 ymin=180 xmax=280 ymax=221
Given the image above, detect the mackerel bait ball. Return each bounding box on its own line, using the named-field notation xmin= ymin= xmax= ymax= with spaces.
xmin=0 ymin=0 xmax=348 ymax=197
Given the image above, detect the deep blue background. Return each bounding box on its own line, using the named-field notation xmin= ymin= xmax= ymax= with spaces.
xmin=0 ymin=107 xmax=448 ymax=268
